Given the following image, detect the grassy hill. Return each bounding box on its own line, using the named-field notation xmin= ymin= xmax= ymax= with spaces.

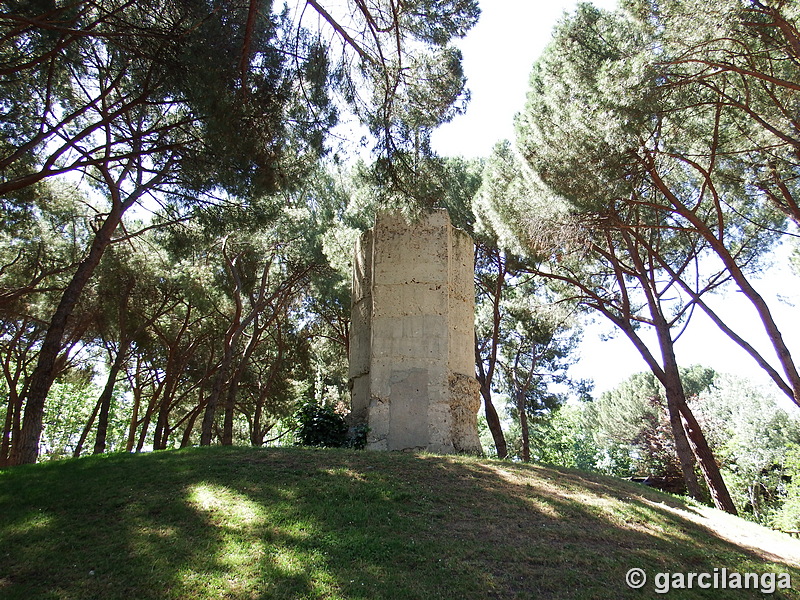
xmin=1 ymin=446 xmax=798 ymax=600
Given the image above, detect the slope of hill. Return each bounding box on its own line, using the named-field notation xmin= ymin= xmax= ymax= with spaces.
xmin=1 ymin=446 xmax=798 ymax=599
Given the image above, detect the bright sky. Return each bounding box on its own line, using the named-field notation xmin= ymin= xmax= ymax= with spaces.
xmin=430 ymin=0 xmax=800 ymax=401
xmin=431 ymin=0 xmax=619 ymax=159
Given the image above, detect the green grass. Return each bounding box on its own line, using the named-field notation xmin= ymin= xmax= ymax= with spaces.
xmin=1 ymin=446 xmax=798 ymax=599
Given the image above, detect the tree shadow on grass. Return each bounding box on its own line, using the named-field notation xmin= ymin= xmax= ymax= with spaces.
xmin=431 ymin=458 xmax=799 ymax=599
xmin=1 ymin=447 xmax=799 ymax=600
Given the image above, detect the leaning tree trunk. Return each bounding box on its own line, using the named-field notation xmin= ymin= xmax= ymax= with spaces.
xmin=93 ymin=339 xmax=131 ymax=454
xmin=650 ymin=163 xmax=800 ymax=407
xmin=516 ymin=389 xmax=530 ymax=462
xmin=200 ymin=351 xmax=234 ymax=446
xmin=625 ymin=232 xmax=738 ymax=514
xmin=153 ymin=401 xmax=173 ymax=450
xmin=475 ymin=331 xmax=507 ymax=459
xmin=678 ymin=400 xmax=738 ymax=515
xmin=0 ymin=388 xmax=22 ymax=467
xmin=662 ymin=373 xmax=704 ymax=500
xmin=656 ymin=322 xmax=737 ymax=515
xmin=9 ymin=209 xmax=122 ymax=465
xmin=179 ymin=405 xmax=202 ymax=448
xmin=480 ymin=383 xmax=507 ymax=459
xmin=73 ymin=398 xmax=103 ymax=458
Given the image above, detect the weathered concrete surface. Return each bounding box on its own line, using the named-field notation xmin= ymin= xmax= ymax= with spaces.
xmin=349 ymin=210 xmax=482 ymax=454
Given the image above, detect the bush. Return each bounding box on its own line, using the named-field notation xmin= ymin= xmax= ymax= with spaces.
xmin=347 ymin=423 xmax=369 ymax=450
xmin=294 ymin=401 xmax=368 ymax=449
xmin=773 ymin=445 xmax=800 ymax=531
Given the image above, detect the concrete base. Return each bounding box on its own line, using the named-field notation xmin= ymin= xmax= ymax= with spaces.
xmin=349 ymin=210 xmax=482 ymax=454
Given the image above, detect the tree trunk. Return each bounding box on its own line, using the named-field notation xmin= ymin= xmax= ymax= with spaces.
xmin=0 ymin=383 xmax=24 ymax=467
xmin=93 ymin=341 xmax=130 ymax=454
xmin=656 ymin=318 xmax=737 ymax=514
xmin=252 ymin=391 xmax=268 ymax=446
xmin=678 ymin=400 xmax=738 ymax=515
xmin=474 ymin=315 xmax=507 ymax=458
xmin=517 ymin=389 xmax=530 ymax=462
xmin=650 ymin=163 xmax=800 ymax=406
xmin=200 ymin=354 xmax=231 ymax=446
xmin=222 ymin=327 xmax=261 ymax=445
xmin=475 ymin=334 xmax=507 ymax=459
xmin=222 ymin=394 xmax=235 ymax=445
xmin=0 ymin=393 xmax=18 ymax=467
xmin=10 ymin=381 xmax=23 ymax=460
xmin=126 ymin=385 xmax=142 ymax=453
xmin=662 ymin=372 xmax=704 ymax=500
xmin=474 ymin=247 xmax=509 ymax=459
xmin=73 ymin=397 xmax=103 ymax=458
xmin=222 ymin=356 xmax=248 ymax=446
xmin=180 ymin=406 xmax=202 ymax=448
xmin=201 ymin=298 xmax=241 ymax=446
xmin=479 ymin=379 xmax=507 ymax=459
xmin=153 ymin=402 xmax=171 ymax=450
xmin=621 ymin=226 xmax=737 ymax=514
xmin=9 ymin=210 xmax=122 ymax=465
xmin=250 ymin=330 xmax=284 ymax=447
xmin=136 ymin=396 xmax=157 ymax=452
xmin=251 ymin=399 xmax=263 ymax=447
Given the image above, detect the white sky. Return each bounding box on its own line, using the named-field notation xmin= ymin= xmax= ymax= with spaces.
xmin=430 ymin=0 xmax=800 ymax=401
xmin=431 ymin=0 xmax=619 ymax=159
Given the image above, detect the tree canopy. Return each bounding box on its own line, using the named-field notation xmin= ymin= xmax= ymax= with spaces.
xmin=471 ymin=0 xmax=800 ymax=514
xmin=0 ymin=0 xmax=481 ymax=465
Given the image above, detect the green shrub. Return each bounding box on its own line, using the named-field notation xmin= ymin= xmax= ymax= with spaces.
xmin=773 ymin=444 xmax=800 ymax=531
xmin=346 ymin=423 xmax=369 ymax=450
xmin=294 ymin=401 xmax=368 ymax=449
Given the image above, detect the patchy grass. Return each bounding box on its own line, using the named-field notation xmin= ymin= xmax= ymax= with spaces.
xmin=1 ymin=446 xmax=798 ymax=599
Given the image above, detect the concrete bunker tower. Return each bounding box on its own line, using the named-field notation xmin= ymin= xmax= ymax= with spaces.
xmin=348 ymin=210 xmax=482 ymax=454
